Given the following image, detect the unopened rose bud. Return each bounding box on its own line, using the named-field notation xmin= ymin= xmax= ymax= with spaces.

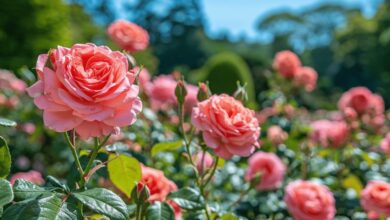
xmin=197 ymin=82 xmax=211 ymax=102
xmin=175 ymin=80 xmax=187 ymax=105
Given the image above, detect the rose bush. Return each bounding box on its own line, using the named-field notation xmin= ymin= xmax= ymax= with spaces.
xmin=0 ymin=21 xmax=389 ymax=220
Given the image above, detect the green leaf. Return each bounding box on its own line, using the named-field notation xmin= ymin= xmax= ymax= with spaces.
xmin=47 ymin=175 xmax=70 ymax=192
xmin=146 ymin=202 xmax=174 ymax=220
xmin=107 ymin=154 xmax=141 ymax=197
xmin=72 ymin=188 xmax=129 ymax=220
xmin=0 ymin=118 xmax=16 ymax=127
xmin=13 ymin=179 xmax=50 ymax=201
xmin=2 ymin=195 xmax=77 ymax=220
xmin=168 ymin=187 xmax=204 ymax=210
xmin=127 ymin=204 xmax=137 ymax=218
xmin=220 ymin=213 xmax=239 ymax=220
xmin=0 ymin=179 xmax=13 ymax=207
xmin=0 ymin=136 xmax=11 ymax=179
xmin=151 ymin=141 xmax=183 ymax=157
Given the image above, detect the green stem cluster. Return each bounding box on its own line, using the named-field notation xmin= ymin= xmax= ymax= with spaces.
xmin=178 ymin=104 xmax=220 ymax=220
xmin=64 ymin=131 xmax=110 ymax=189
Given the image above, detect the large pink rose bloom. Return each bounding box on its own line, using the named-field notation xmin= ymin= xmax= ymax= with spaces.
xmin=138 ymin=166 xmax=181 ymax=219
xmin=192 ymin=95 xmax=260 ymax=159
xmin=338 ymin=87 xmax=383 ymax=115
xmin=26 ymin=43 xmax=142 ymax=139
xmin=380 ymin=133 xmax=390 ymax=154
xmin=107 ymin=20 xmax=149 ymax=52
xmin=10 ymin=170 xmax=44 ymax=186
xmin=273 ymin=50 xmax=301 ymax=79
xmin=361 ymin=181 xmax=390 ymax=217
xmin=293 ymin=67 xmax=318 ymax=92
xmin=284 ymin=180 xmax=336 ymax=220
xmin=245 ymin=152 xmax=286 ymax=190
xmin=310 ymin=120 xmax=348 ymax=148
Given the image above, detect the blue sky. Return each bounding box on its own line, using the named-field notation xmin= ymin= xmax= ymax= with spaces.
xmin=202 ymin=0 xmax=382 ymax=40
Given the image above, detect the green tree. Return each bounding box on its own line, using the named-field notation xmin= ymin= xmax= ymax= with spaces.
xmin=0 ymin=0 xmax=72 ymax=70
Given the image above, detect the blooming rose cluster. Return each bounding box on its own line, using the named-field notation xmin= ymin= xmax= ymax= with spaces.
xmin=138 ymin=166 xmax=181 ymax=219
xmin=27 ymin=43 xmax=142 ymax=139
xmin=145 ymin=74 xmax=198 ymax=112
xmin=245 ymin=152 xmax=286 ymax=190
xmin=107 ymin=20 xmax=149 ymax=52
xmin=192 ymin=94 xmax=260 ymax=159
xmin=284 ymin=180 xmax=336 ymax=220
xmin=273 ymin=50 xmax=318 ymax=92
xmin=0 ymin=69 xmax=27 ymax=108
xmin=338 ymin=87 xmax=385 ymax=129
xmin=310 ymin=120 xmax=349 ymax=148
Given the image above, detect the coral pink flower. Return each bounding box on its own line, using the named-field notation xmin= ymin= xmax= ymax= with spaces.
xmin=107 ymin=20 xmax=149 ymax=52
xmin=380 ymin=133 xmax=390 ymax=154
xmin=26 ymin=43 xmax=142 ymax=139
xmin=193 ymin=151 xmax=214 ymax=174
xmin=293 ymin=67 xmax=318 ymax=92
xmin=145 ymin=75 xmax=177 ymax=111
xmin=338 ymin=87 xmax=383 ymax=115
xmin=361 ymin=181 xmax=390 ymax=217
xmin=138 ymin=166 xmax=181 ymax=219
xmin=10 ymin=170 xmax=44 ymax=186
xmin=284 ymin=180 xmax=336 ymax=220
xmin=245 ymin=152 xmax=286 ymax=190
xmin=192 ymin=95 xmax=260 ymax=159
xmin=267 ymin=125 xmax=288 ymax=145
xmin=310 ymin=120 xmax=348 ymax=148
xmin=273 ymin=50 xmax=301 ymax=79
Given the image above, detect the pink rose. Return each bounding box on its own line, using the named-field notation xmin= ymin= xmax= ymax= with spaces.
xmin=145 ymin=74 xmax=198 ymax=112
xmin=361 ymin=181 xmax=390 ymax=217
xmin=192 ymin=94 xmax=260 ymax=159
xmin=107 ymin=20 xmax=149 ymax=52
xmin=138 ymin=166 xmax=181 ymax=219
xmin=26 ymin=43 xmax=142 ymax=139
xmin=145 ymin=75 xmax=177 ymax=111
xmin=380 ymin=133 xmax=390 ymax=154
xmin=10 ymin=170 xmax=44 ymax=185
xmin=310 ymin=120 xmax=348 ymax=148
xmin=193 ymin=151 xmax=214 ymax=174
xmin=284 ymin=180 xmax=336 ymax=220
xmin=293 ymin=67 xmax=318 ymax=92
xmin=267 ymin=125 xmax=288 ymax=145
xmin=273 ymin=50 xmax=301 ymax=79
xmin=338 ymin=87 xmax=383 ymax=115
xmin=245 ymin=152 xmax=286 ymax=190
